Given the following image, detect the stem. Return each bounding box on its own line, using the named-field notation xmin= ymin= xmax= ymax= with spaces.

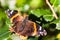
xmin=46 ymin=0 xmax=58 ymax=19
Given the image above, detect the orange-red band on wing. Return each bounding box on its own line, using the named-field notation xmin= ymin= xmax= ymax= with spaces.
xmin=10 ymin=13 xmax=20 ymax=22
xmin=32 ymin=22 xmax=37 ymax=36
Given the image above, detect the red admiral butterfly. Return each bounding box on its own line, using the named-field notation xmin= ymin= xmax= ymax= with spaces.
xmin=5 ymin=9 xmax=47 ymax=39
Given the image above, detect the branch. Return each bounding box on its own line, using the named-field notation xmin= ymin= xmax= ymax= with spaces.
xmin=46 ymin=0 xmax=58 ymax=19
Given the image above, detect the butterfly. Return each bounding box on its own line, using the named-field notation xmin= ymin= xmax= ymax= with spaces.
xmin=5 ymin=9 xmax=47 ymax=39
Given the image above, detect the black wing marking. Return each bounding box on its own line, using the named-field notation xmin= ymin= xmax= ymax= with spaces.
xmin=37 ymin=25 xmax=47 ymax=36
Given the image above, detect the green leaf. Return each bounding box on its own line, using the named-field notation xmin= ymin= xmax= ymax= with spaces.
xmin=28 ymin=37 xmax=38 ymax=40
xmin=50 ymin=0 xmax=60 ymax=7
xmin=56 ymin=22 xmax=60 ymax=30
xmin=56 ymin=6 xmax=60 ymax=18
xmin=31 ymin=9 xmax=41 ymax=17
xmin=50 ymin=0 xmax=55 ymax=4
xmin=7 ymin=37 xmax=12 ymax=40
xmin=52 ymin=19 xmax=60 ymax=24
xmin=10 ymin=34 xmax=22 ymax=40
xmin=0 ymin=20 xmax=3 ymax=27
xmin=42 ymin=23 xmax=50 ymax=28
xmin=0 ymin=15 xmax=10 ymax=40
xmin=5 ymin=18 xmax=12 ymax=28
xmin=31 ymin=9 xmax=52 ymax=17
xmin=50 ymin=0 xmax=59 ymax=7
xmin=16 ymin=0 xmax=27 ymax=7
xmin=0 ymin=31 xmax=10 ymax=40
xmin=0 ymin=9 xmax=7 ymax=20
xmin=42 ymin=35 xmax=56 ymax=40
xmin=30 ymin=0 xmax=45 ymax=8
xmin=43 ymin=15 xmax=54 ymax=21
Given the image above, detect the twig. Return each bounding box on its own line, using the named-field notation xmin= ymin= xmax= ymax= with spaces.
xmin=46 ymin=0 xmax=58 ymax=19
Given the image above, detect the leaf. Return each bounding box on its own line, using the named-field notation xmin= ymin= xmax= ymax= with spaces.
xmin=5 ymin=18 xmax=12 ymax=28
xmin=56 ymin=22 xmax=60 ymax=30
xmin=0 ymin=9 xmax=7 ymax=20
xmin=52 ymin=19 xmax=60 ymax=24
xmin=31 ymin=9 xmax=52 ymax=17
xmin=0 ymin=31 xmax=10 ymax=40
xmin=50 ymin=0 xmax=59 ymax=7
xmin=42 ymin=23 xmax=50 ymax=28
xmin=0 ymin=20 xmax=3 ymax=27
xmin=16 ymin=0 xmax=27 ymax=7
xmin=28 ymin=37 xmax=38 ymax=40
xmin=7 ymin=37 xmax=12 ymax=40
xmin=50 ymin=0 xmax=55 ymax=4
xmin=30 ymin=0 xmax=45 ymax=8
xmin=0 ymin=14 xmax=10 ymax=40
xmin=42 ymin=35 xmax=56 ymax=40
xmin=31 ymin=9 xmax=41 ymax=17
xmin=10 ymin=34 xmax=22 ymax=40
xmin=43 ymin=15 xmax=54 ymax=21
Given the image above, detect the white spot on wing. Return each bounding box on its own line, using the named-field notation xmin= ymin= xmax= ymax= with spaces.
xmin=40 ymin=32 xmax=43 ymax=36
xmin=39 ymin=26 xmax=42 ymax=30
xmin=10 ymin=10 xmax=13 ymax=14
xmin=43 ymin=30 xmax=47 ymax=36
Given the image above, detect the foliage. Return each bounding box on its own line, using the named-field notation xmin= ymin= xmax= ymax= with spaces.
xmin=0 ymin=0 xmax=60 ymax=40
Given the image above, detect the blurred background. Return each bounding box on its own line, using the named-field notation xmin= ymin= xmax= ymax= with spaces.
xmin=0 ymin=0 xmax=60 ymax=40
